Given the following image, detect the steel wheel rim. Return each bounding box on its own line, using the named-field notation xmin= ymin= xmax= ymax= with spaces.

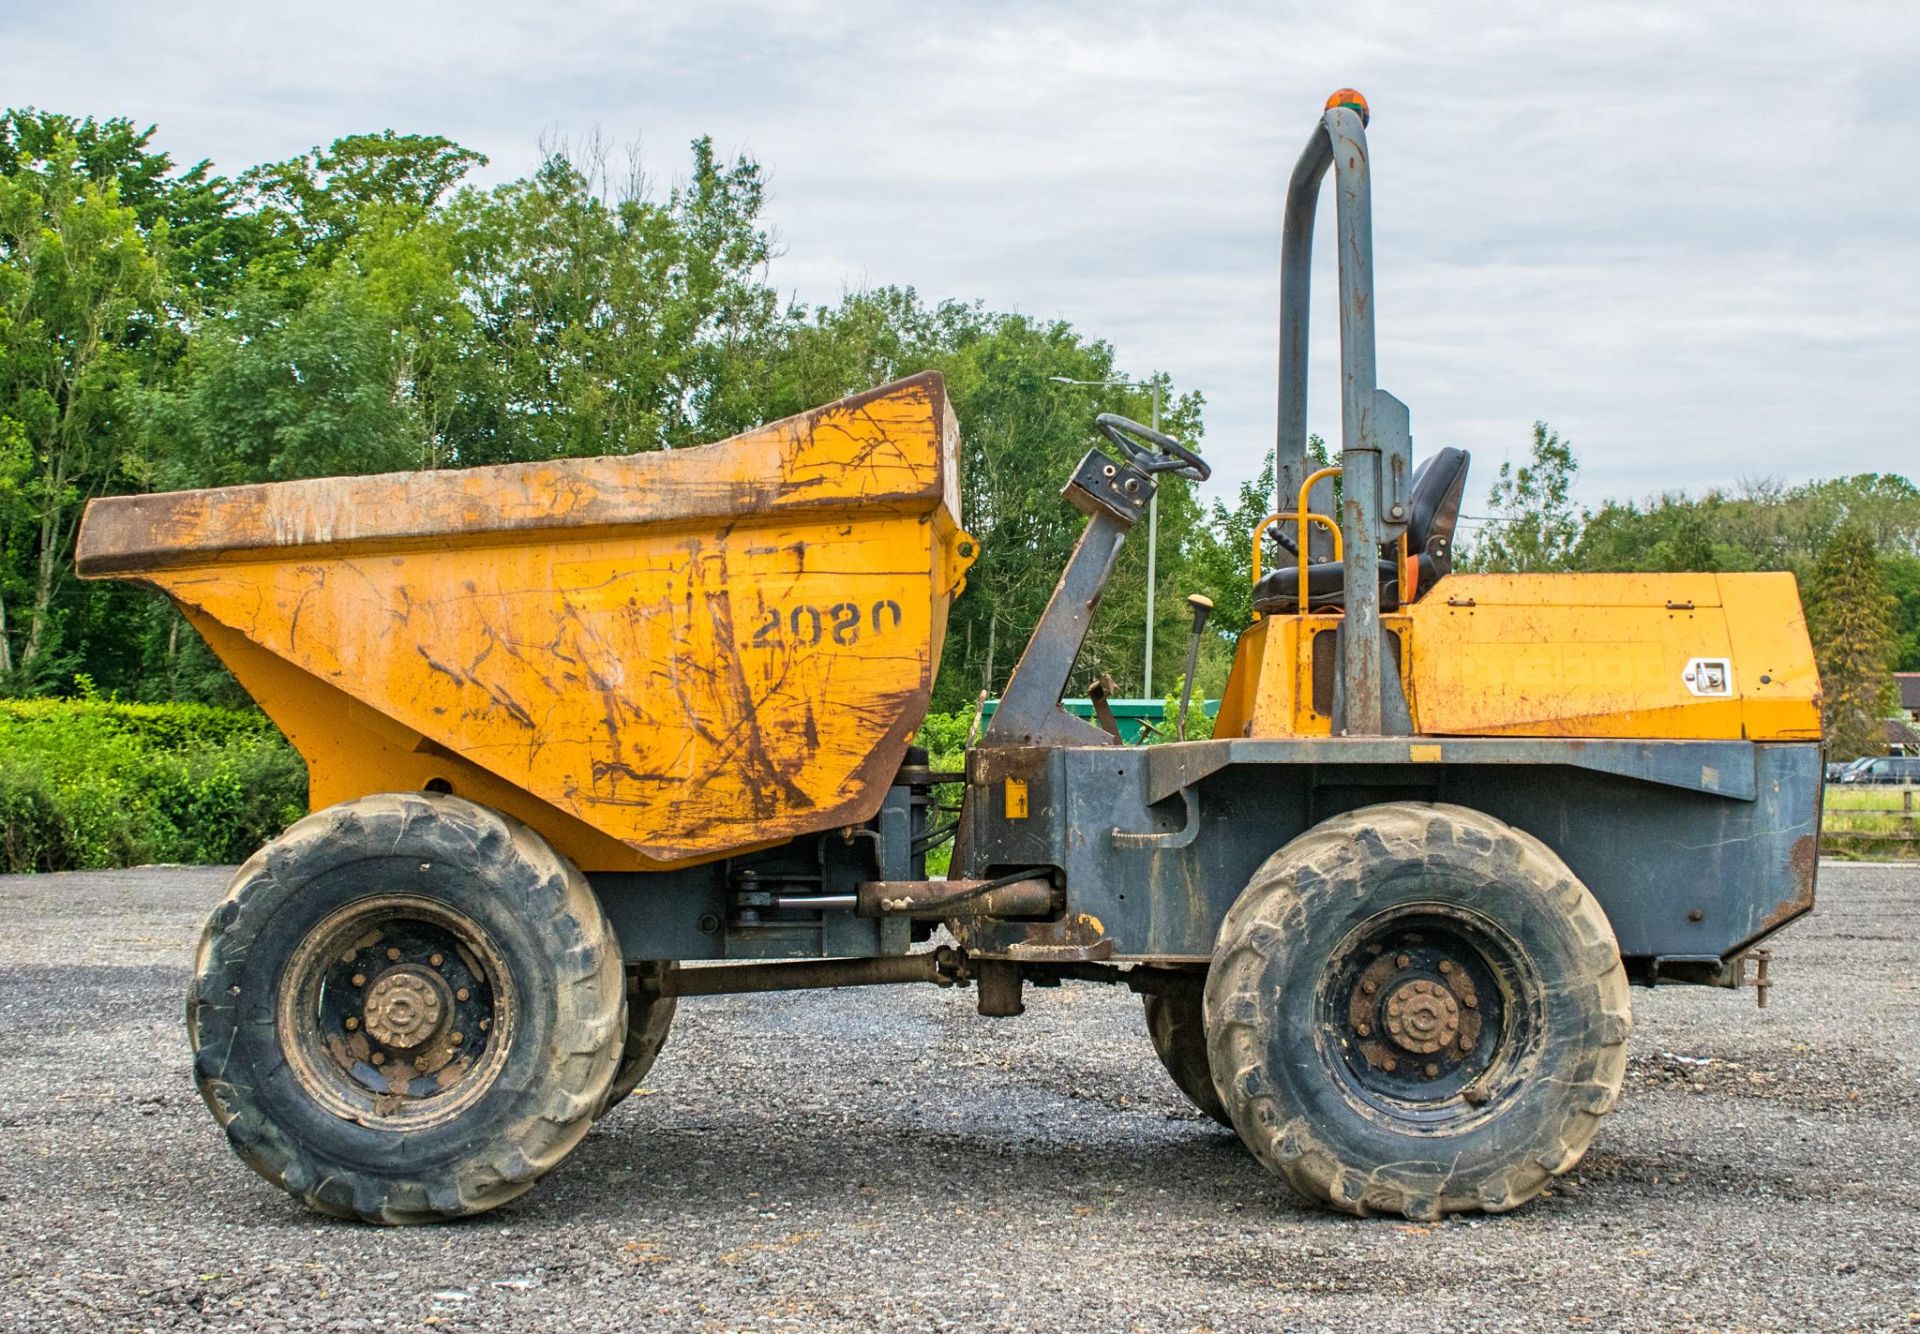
xmin=1313 ymin=901 xmax=1543 ymax=1132
xmin=277 ymin=894 xmax=517 ymax=1130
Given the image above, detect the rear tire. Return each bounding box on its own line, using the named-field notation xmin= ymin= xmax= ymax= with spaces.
xmin=1205 ymin=802 xmax=1630 ymax=1220
xmin=598 ymin=964 xmax=678 ymax=1116
xmin=1142 ymin=977 xmax=1231 ymax=1126
xmin=187 ymin=793 xmax=625 ymax=1224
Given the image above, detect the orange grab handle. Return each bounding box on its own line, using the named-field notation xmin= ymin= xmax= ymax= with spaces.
xmin=1250 ymin=467 xmax=1343 ymax=619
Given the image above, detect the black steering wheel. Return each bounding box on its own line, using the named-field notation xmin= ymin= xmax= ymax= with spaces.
xmin=1095 ymin=413 xmax=1210 ymax=482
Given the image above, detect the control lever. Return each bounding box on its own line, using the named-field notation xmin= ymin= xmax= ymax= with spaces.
xmin=1176 ymin=595 xmax=1214 ymax=740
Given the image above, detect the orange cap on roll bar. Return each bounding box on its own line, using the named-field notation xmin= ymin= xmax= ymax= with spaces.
xmin=1325 ymin=88 xmax=1370 ymax=126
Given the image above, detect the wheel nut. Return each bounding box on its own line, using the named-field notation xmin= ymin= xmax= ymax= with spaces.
xmin=345 ymin=1017 xmax=359 ymax=1031
xmin=456 ymin=987 xmax=470 ymax=1002
xmin=1425 ymin=1063 xmax=1439 ymax=1077
xmin=340 ymin=950 xmax=356 ymax=964
xmin=386 ymin=947 xmax=402 ymax=961
xmin=1460 ymin=1036 xmax=1473 ymax=1051
xmin=1382 ymin=1057 xmax=1397 ymax=1072
xmin=371 ymin=1052 xmax=385 ymax=1065
xmin=1463 ymin=995 xmax=1478 ymax=1009
xmin=1356 ymin=1023 xmax=1371 ymax=1037
xmin=1439 ymin=960 xmax=1455 ymax=975
xmin=1396 ymin=954 xmax=1411 ymax=969
xmin=1362 ymin=980 xmax=1377 ymax=995
xmin=351 ymin=973 xmax=366 ymax=987
xmin=430 ymin=953 xmax=444 ymax=967
xmin=450 ymin=1031 xmax=463 ymax=1044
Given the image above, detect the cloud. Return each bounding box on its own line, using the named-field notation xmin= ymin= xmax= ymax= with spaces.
xmin=6 ymin=0 xmax=1915 ymax=514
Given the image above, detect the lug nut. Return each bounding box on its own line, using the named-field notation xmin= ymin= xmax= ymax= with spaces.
xmin=1463 ymin=995 xmax=1478 ymax=1009
xmin=430 ymin=953 xmax=444 ymax=967
xmin=1439 ymin=960 xmax=1455 ymax=975
xmin=386 ymin=947 xmax=402 ymax=961
xmin=1382 ymin=1057 xmax=1397 ymax=1072
xmin=1362 ymin=980 xmax=1377 ymax=995
xmin=1425 ymin=1063 xmax=1439 ymax=1077
xmin=456 ymin=987 xmax=470 ymax=1002
xmin=1396 ymin=954 xmax=1411 ymax=969
xmin=340 ymin=950 xmax=356 ymax=964
xmin=371 ymin=1052 xmax=385 ymax=1065
xmin=1356 ymin=1023 xmax=1371 ymax=1037
xmin=345 ymin=1017 xmax=359 ymax=1031
xmin=351 ymin=973 xmax=366 ymax=987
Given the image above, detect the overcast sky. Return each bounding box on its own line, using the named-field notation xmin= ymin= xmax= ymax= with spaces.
xmin=8 ymin=1 xmax=1917 ymax=522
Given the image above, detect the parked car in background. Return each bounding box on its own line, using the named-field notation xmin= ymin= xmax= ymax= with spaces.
xmin=1836 ymin=755 xmax=1920 ymax=785
xmin=1827 ymin=758 xmax=1864 ymax=783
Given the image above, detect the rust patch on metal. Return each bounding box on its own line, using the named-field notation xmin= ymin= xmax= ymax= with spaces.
xmin=856 ymin=877 xmax=1055 ymax=919
xmin=1000 ymin=914 xmax=1113 ymax=962
xmin=1346 ymin=951 xmax=1482 ymax=1077
xmin=1760 ymin=834 xmax=1819 ymax=933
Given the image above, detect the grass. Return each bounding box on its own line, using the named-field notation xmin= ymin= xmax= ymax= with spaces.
xmin=1822 ymin=783 xmax=1919 ymax=859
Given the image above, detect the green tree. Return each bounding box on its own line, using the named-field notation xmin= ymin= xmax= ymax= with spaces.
xmin=240 ymin=131 xmax=486 ymax=280
xmin=1467 ymin=421 xmax=1580 ymax=573
xmin=0 ymin=110 xmax=252 ymax=305
xmin=141 ymin=200 xmax=477 ymax=489
xmin=1806 ymin=521 xmax=1898 ymax=761
xmin=1192 ymin=449 xmax=1278 ymax=640
xmin=1880 ymin=551 xmax=1920 ymax=673
xmin=0 ymin=130 xmax=166 ymax=682
xmin=1189 ymin=434 xmax=1332 ymax=643
xmin=446 ymin=137 xmax=779 ymax=464
xmin=1575 ymin=474 xmax=1920 ymax=582
xmin=935 ymin=313 xmax=1206 ymax=706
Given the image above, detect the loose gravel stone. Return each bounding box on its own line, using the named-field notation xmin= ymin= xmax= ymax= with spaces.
xmin=0 ymin=863 xmax=1916 ymax=1331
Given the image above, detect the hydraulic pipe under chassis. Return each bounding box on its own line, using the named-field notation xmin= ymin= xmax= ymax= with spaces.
xmin=656 ymin=946 xmax=970 ymax=998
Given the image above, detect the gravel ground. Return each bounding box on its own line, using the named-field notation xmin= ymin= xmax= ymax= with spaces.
xmin=0 ymin=863 xmax=1916 ymax=1332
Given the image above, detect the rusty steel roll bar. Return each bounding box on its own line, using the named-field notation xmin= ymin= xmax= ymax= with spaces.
xmin=1274 ymin=90 xmax=1413 ymax=735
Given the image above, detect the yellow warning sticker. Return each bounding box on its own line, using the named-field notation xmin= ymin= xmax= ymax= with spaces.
xmin=1005 ymin=777 xmax=1029 ymax=819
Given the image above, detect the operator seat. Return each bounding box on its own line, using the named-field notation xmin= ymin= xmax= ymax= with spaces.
xmin=1251 ymin=447 xmax=1470 ymax=615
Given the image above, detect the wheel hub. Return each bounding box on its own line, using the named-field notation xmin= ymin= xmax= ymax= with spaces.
xmin=362 ymin=968 xmax=446 ymax=1049
xmin=1334 ymin=929 xmax=1499 ymax=1107
xmin=1384 ymin=979 xmax=1460 ymax=1055
xmin=279 ymin=894 xmax=514 ymax=1129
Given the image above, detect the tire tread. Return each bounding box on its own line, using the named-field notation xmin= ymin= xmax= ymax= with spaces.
xmin=1203 ymin=802 xmax=1632 ymax=1220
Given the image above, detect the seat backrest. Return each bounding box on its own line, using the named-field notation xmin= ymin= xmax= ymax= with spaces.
xmin=1405 ymin=447 xmax=1470 ymax=575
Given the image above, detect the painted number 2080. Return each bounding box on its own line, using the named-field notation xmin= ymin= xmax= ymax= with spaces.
xmin=751 ymin=600 xmax=904 ymax=648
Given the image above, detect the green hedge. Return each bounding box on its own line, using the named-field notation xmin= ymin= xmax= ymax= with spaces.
xmin=0 ymin=697 xmax=1198 ymax=876
xmin=0 ymin=699 xmax=306 ymax=872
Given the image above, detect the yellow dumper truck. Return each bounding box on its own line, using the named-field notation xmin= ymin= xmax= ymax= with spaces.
xmin=77 ymin=91 xmax=1821 ymax=1224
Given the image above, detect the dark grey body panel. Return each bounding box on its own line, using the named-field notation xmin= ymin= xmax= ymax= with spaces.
xmin=955 ymin=737 xmax=1821 ymax=969
xmin=593 ymin=784 xmax=919 ymax=964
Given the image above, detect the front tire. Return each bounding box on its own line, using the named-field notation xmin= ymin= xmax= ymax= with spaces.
xmin=1204 ymin=802 xmax=1630 ymax=1220
xmin=187 ymin=793 xmax=625 ymax=1224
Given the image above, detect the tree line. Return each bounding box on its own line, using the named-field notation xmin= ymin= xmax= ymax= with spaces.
xmin=1 ymin=109 xmax=1913 ymax=754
